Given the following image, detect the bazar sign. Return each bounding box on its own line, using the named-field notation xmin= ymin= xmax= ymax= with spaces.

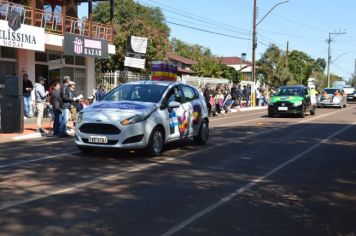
xmin=64 ymin=34 xmax=108 ymax=58
xmin=0 ymin=20 xmax=45 ymax=51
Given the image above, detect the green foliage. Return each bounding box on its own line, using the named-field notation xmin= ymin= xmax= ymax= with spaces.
xmin=92 ymin=0 xmax=170 ymax=72
xmin=171 ymin=38 xmax=240 ymax=80
xmin=257 ymin=44 xmax=327 ymax=87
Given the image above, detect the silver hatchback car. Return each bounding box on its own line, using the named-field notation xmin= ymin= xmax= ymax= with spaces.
xmin=75 ymin=81 xmax=209 ymax=156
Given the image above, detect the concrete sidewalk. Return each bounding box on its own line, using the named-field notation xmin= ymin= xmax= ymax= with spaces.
xmin=0 ymin=117 xmax=52 ymax=143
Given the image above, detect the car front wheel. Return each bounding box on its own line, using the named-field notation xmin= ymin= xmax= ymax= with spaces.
xmin=145 ymin=127 xmax=164 ymax=157
xmin=194 ymin=119 xmax=209 ymax=145
xmin=310 ymin=107 xmax=316 ymax=115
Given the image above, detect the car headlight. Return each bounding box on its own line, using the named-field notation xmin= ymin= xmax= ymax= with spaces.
xmin=293 ymin=101 xmax=302 ymax=106
xmin=120 ymin=115 xmax=145 ymax=126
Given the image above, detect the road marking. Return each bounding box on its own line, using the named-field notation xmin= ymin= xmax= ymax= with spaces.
xmin=160 ymin=121 xmax=356 ymax=236
xmin=0 ymin=107 xmax=354 ymax=210
xmin=0 ymin=151 xmax=80 ymax=169
xmin=209 ymin=110 xmax=266 ymax=122
xmin=0 ymin=139 xmax=73 ymax=152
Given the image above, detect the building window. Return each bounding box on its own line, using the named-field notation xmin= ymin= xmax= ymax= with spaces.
xmin=0 ymin=47 xmax=17 ymax=59
xmin=35 ymin=52 xmax=48 ymax=62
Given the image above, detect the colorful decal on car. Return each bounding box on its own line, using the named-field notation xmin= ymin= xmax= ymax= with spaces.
xmin=193 ymin=104 xmax=202 ymax=125
xmin=178 ymin=111 xmax=188 ymax=135
xmin=169 ymin=111 xmax=179 ymax=134
xmin=92 ymin=102 xmax=148 ymax=110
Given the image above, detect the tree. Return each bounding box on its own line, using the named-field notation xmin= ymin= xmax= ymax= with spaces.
xmin=92 ymin=0 xmax=170 ymax=72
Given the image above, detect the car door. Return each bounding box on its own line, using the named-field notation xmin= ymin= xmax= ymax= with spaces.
xmin=162 ymin=86 xmax=187 ymax=141
xmin=181 ymin=85 xmax=199 ymax=137
xmin=304 ymin=88 xmax=311 ymax=108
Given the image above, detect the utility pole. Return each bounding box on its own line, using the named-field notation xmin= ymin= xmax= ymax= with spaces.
xmin=252 ymin=0 xmax=257 ymax=83
xmin=286 ymin=40 xmax=289 ymax=67
xmin=326 ymin=31 xmax=346 ymax=88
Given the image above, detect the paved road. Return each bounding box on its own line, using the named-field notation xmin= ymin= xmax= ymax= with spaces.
xmin=1 ymin=105 xmax=355 ymax=236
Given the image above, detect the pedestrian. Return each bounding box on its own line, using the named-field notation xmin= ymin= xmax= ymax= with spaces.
xmin=214 ymin=87 xmax=224 ymax=116
xmin=256 ymin=88 xmax=261 ymax=106
xmin=69 ymin=81 xmax=78 ymax=122
xmin=34 ymin=76 xmax=49 ymax=133
xmin=50 ymin=81 xmax=62 ymax=136
xmin=244 ymin=84 xmax=251 ymax=107
xmin=23 ymin=74 xmax=33 ymax=118
xmin=60 ymin=76 xmax=77 ymax=136
xmin=230 ymin=84 xmax=238 ymax=107
xmin=95 ymin=84 xmax=106 ymax=101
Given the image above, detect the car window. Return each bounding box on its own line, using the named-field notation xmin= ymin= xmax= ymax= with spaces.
xmin=182 ymin=85 xmax=198 ymax=102
xmin=275 ymin=87 xmax=303 ymax=96
xmin=165 ymin=86 xmax=183 ymax=105
xmin=102 ymin=84 xmax=167 ymax=103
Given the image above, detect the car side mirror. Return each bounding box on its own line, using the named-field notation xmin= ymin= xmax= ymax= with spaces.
xmin=168 ymin=101 xmax=180 ymax=109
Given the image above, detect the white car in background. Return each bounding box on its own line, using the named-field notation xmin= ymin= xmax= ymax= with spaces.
xmin=318 ymin=88 xmax=347 ymax=108
xmin=75 ymin=81 xmax=209 ymax=156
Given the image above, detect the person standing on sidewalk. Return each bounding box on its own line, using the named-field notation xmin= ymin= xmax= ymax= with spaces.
xmin=23 ymin=74 xmax=33 ymax=118
xmin=34 ymin=76 xmax=48 ymax=133
xmin=51 ymin=81 xmax=62 ymax=136
xmin=95 ymin=84 xmax=107 ymax=101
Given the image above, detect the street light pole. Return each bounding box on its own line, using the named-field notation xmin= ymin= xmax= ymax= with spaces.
xmin=327 ymin=31 xmax=346 ymax=88
xmin=251 ymin=0 xmax=289 ymax=84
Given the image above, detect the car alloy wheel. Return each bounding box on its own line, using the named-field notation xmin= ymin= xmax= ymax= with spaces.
xmin=152 ymin=129 xmax=163 ymax=154
xmin=194 ymin=120 xmax=209 ymax=145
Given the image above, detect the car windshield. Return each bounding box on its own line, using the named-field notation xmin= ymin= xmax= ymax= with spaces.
xmin=275 ymin=87 xmax=303 ymax=96
xmin=102 ymin=84 xmax=167 ymax=103
xmin=323 ymin=89 xmax=339 ymax=94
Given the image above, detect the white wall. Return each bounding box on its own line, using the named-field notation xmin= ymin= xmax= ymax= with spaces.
xmin=17 ymin=49 xmax=35 ymax=83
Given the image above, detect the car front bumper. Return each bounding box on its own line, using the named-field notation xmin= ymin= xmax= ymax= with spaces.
xmin=74 ymin=121 xmax=149 ymax=149
xmin=318 ymin=101 xmax=342 ymax=107
xmin=268 ymin=104 xmax=303 ymax=114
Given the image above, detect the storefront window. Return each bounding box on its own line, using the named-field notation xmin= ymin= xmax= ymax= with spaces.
xmin=64 ymin=55 xmax=74 ymax=65
xmin=75 ymin=56 xmax=85 ymax=66
xmin=0 ymin=47 xmax=17 ymax=59
xmin=35 ymin=52 xmax=47 ymax=62
xmin=48 ymin=51 xmax=62 ymax=64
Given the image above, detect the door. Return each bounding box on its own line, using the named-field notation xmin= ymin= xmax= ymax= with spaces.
xmin=163 ymin=86 xmax=186 ymax=141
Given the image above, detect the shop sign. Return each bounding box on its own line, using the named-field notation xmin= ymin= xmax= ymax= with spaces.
xmin=64 ymin=34 xmax=108 ymax=58
xmin=0 ymin=20 xmax=45 ymax=51
xmin=124 ymin=36 xmax=148 ymax=69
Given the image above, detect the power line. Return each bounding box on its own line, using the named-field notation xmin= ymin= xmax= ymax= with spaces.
xmin=165 ymin=21 xmax=251 ymax=40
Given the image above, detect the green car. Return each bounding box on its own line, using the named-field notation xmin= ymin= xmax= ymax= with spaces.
xmin=268 ymin=85 xmax=316 ymax=118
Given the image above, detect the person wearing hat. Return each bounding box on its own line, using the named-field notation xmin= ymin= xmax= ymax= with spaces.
xmin=34 ymin=76 xmax=49 ymax=133
xmin=60 ymin=76 xmax=79 ymax=135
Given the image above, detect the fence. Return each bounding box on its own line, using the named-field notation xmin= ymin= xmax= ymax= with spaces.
xmin=98 ymin=71 xmax=150 ymax=90
xmin=180 ymin=75 xmax=231 ymax=88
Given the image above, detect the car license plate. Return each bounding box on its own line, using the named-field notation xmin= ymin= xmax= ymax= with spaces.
xmin=88 ymin=136 xmax=108 ymax=144
xmin=278 ymin=107 xmax=288 ymax=111
xmin=348 ymin=96 xmax=353 ymax=99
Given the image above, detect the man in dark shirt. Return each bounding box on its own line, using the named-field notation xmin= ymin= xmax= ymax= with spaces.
xmin=23 ymin=74 xmax=33 ymax=118
xmin=51 ymin=81 xmax=62 ymax=136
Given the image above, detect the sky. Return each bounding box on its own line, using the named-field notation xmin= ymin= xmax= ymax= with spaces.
xmin=79 ymin=0 xmax=356 ymax=80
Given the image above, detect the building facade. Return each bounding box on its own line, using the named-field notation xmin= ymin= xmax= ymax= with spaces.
xmin=220 ymin=57 xmax=253 ymax=81
xmin=0 ymin=0 xmax=115 ymax=97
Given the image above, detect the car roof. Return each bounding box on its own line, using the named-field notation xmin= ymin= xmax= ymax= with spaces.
xmin=124 ymin=80 xmax=195 ymax=89
xmin=279 ymin=85 xmax=306 ymax=89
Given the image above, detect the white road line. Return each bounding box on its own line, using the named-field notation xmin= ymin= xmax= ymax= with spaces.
xmin=0 ymin=107 xmax=353 ymax=210
xmin=0 ymin=139 xmax=72 ymax=152
xmin=209 ymin=111 xmax=266 ymax=122
xmin=0 ymin=151 xmax=80 ymax=169
xmin=160 ymin=121 xmax=356 ymax=236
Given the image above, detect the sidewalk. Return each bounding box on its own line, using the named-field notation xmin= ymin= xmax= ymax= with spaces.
xmin=0 ymin=117 xmax=52 ymax=143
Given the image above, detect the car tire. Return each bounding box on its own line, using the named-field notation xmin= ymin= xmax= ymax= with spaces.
xmin=145 ymin=127 xmax=164 ymax=157
xmin=268 ymin=112 xmax=274 ymax=118
xmin=343 ymin=103 xmax=347 ymax=108
xmin=310 ymin=107 xmax=316 ymax=116
xmin=78 ymin=145 xmax=95 ymax=153
xmin=194 ymin=119 xmax=209 ymax=145
xmin=299 ymin=106 xmax=305 ymax=118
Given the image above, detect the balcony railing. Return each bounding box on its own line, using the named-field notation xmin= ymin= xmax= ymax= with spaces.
xmin=0 ymin=0 xmax=112 ymax=42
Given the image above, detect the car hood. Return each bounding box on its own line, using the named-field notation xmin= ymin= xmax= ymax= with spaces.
xmin=81 ymin=101 xmax=157 ymax=122
xmin=271 ymin=96 xmax=303 ymax=103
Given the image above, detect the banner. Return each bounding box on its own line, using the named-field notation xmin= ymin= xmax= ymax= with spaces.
xmin=124 ymin=36 xmax=148 ymax=69
xmin=0 ymin=20 xmax=45 ymax=51
xmin=64 ymin=34 xmax=108 ymax=58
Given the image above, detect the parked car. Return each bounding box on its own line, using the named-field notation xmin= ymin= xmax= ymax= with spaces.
xmin=343 ymin=86 xmax=355 ymax=101
xmin=268 ymin=85 xmax=316 ymax=118
xmin=317 ymin=88 xmax=347 ymax=108
xmin=75 ymin=81 xmax=209 ymax=156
